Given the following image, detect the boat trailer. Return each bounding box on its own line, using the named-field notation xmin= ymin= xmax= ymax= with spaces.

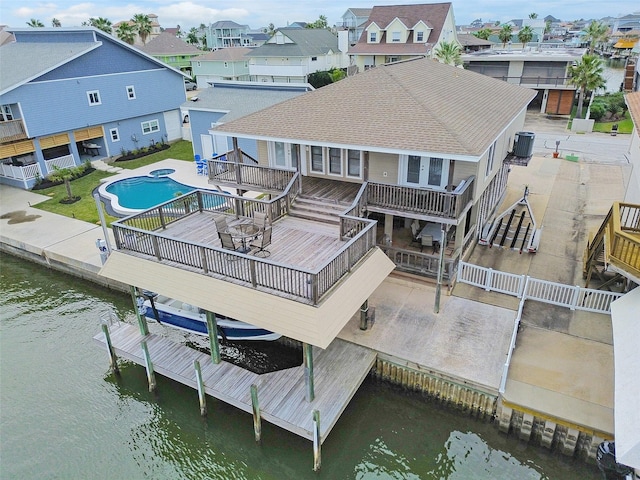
xmin=479 ymin=186 xmax=543 ymax=253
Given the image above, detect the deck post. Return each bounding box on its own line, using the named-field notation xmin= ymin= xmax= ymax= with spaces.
xmin=434 ymin=226 xmax=447 ymax=314
xmin=250 ymin=384 xmax=261 ymax=443
xmin=312 ymin=409 xmax=321 ymax=471
xmin=140 ymin=340 xmax=156 ymax=392
xmin=101 ymin=323 xmax=119 ymax=374
xmin=359 ymin=300 xmax=369 ymax=330
xmin=205 ymin=311 xmax=221 ymax=364
xmin=303 ymin=343 xmax=315 ymax=402
xmin=194 ymin=360 xmax=207 ymax=416
xmin=130 ymin=286 xmax=149 ymax=336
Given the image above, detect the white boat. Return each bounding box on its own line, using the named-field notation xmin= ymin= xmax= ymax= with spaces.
xmin=139 ymin=292 xmax=281 ymax=341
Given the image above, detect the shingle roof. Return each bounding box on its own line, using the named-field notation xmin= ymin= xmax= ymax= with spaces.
xmin=138 ymin=31 xmax=201 ymax=55
xmin=192 ymin=47 xmax=252 ymax=62
xmin=349 ymin=2 xmax=452 ymax=55
xmin=211 ymin=20 xmax=247 ymax=29
xmin=346 ymin=8 xmax=373 ymax=17
xmin=214 ymin=58 xmax=536 ymax=158
xmin=245 ymin=28 xmax=338 ymax=58
xmin=626 ymin=91 xmax=640 ymax=137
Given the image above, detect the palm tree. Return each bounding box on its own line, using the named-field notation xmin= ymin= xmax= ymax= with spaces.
xmin=518 ymin=26 xmax=534 ymax=46
xmin=132 ymin=13 xmax=152 ymax=44
xmin=433 ymin=41 xmax=462 ymax=66
xmin=26 ymin=18 xmax=44 ymax=27
xmin=498 ymin=24 xmax=513 ymax=48
xmin=115 ymin=22 xmax=136 ymax=45
xmin=528 ymin=13 xmax=538 ymax=19
xmin=89 ymin=17 xmax=112 ymax=34
xmin=568 ymin=54 xmax=606 ymax=119
xmin=473 ymin=28 xmax=492 ymax=40
xmin=186 ymin=27 xmax=199 ymax=44
xmin=584 ymin=21 xmax=609 ymax=54
xmin=51 ymin=18 xmax=62 ymax=27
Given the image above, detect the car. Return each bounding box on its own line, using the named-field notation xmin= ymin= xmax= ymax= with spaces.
xmin=184 ymin=79 xmax=197 ymax=91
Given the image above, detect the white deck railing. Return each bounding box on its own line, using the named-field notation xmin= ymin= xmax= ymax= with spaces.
xmin=45 ymin=154 xmax=75 ymax=173
xmin=0 ymin=162 xmax=43 ymax=188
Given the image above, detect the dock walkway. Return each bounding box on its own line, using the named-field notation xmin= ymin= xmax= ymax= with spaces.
xmin=94 ymin=322 xmax=376 ymax=443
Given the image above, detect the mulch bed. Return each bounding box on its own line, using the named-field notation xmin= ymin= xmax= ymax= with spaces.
xmin=115 ymin=143 xmax=169 ymax=162
xmin=32 ymin=167 xmax=96 ymax=191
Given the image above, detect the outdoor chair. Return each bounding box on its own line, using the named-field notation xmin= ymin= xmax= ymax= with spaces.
xmin=421 ymin=234 xmax=434 ymax=253
xmin=253 ymin=211 xmax=268 ymax=231
xmin=249 ymin=226 xmax=272 ymax=257
xmin=213 ymin=214 xmax=228 ymax=233
xmin=219 ymin=232 xmax=239 ymax=251
xmin=410 ymin=220 xmax=421 ymax=247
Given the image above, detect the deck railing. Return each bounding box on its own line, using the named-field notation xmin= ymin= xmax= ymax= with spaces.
xmin=0 ymin=161 xmax=42 ymax=188
xmin=366 ymin=176 xmax=475 ymax=220
xmin=112 ymin=179 xmax=377 ymax=305
xmin=0 ymin=119 xmax=27 ymax=142
xmin=207 ymin=151 xmax=295 ymax=191
xmin=340 ymin=182 xmax=369 ymax=239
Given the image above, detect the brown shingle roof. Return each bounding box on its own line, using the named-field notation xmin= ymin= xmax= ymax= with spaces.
xmin=193 ymin=47 xmax=252 ymax=62
xmin=215 ymin=57 xmax=536 ymax=158
xmin=138 ymin=31 xmax=201 ymax=55
xmin=626 ymin=91 xmax=640 ymax=137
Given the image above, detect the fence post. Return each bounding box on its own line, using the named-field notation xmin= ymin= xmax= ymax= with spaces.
xmin=570 ymin=285 xmax=581 ymax=311
xmin=485 ymin=268 xmax=493 ymax=291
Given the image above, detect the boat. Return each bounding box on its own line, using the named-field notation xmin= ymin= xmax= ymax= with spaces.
xmin=138 ymin=292 xmax=281 ymax=341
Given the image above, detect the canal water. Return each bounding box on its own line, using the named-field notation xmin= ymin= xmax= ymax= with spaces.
xmin=0 ymin=252 xmax=602 ymax=479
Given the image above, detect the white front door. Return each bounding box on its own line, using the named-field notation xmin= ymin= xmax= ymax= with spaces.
xmin=270 ymin=141 xmax=299 ymax=170
xmin=201 ymin=134 xmax=214 ymax=159
xmin=403 ymin=155 xmax=448 ymax=189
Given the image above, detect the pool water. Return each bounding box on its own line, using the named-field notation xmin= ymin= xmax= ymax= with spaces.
xmin=149 ymin=168 xmax=175 ymax=177
xmin=105 ymin=176 xmax=196 ymax=210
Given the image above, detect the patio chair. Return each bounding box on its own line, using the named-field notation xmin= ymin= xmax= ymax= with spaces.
xmin=410 ymin=220 xmax=421 ymax=247
xmin=218 ymin=232 xmax=239 ymax=251
xmin=421 ymin=234 xmax=434 ymax=253
xmin=252 ymin=211 xmax=268 ymax=237
xmin=213 ymin=214 xmax=228 ymax=233
xmin=249 ymin=226 xmax=272 ymax=257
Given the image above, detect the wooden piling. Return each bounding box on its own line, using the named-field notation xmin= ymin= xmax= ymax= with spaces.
xmin=101 ymin=323 xmax=119 ymax=374
xmin=205 ymin=311 xmax=221 ymax=364
xmin=359 ymin=300 xmax=369 ymax=330
xmin=303 ymin=343 xmax=315 ymax=402
xmin=250 ymin=384 xmax=261 ymax=443
xmin=194 ymin=360 xmax=207 ymax=416
xmin=130 ymin=286 xmax=149 ymax=336
xmin=140 ymin=340 xmax=156 ymax=392
xmin=312 ymin=409 xmax=321 ymax=471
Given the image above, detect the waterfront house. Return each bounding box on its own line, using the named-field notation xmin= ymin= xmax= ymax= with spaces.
xmin=190 ymin=47 xmax=253 ymax=87
xmin=340 ymin=7 xmax=373 ymax=46
xmin=347 ymin=2 xmax=458 ymax=73
xmin=246 ymin=27 xmax=349 ymax=83
xmin=0 ymin=27 xmax=187 ymax=189
xmin=112 ymin=13 xmax=162 ymax=46
xmin=205 ymin=21 xmax=253 ymax=50
xmin=138 ymin=31 xmax=202 ymax=76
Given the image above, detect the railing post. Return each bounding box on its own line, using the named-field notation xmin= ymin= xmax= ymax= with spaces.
xmin=570 ymin=285 xmax=581 ymax=311
xmin=151 ymin=235 xmax=162 ymax=260
xmin=249 ymin=259 xmax=257 ymax=287
xmin=517 ymin=274 xmax=527 ymax=299
xmin=485 ymin=268 xmax=493 ymax=292
xmin=197 ymin=191 xmax=203 ymax=212
xmin=158 ymin=206 xmax=166 ymax=229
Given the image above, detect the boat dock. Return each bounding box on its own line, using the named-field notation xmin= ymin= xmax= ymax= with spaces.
xmin=93 ymin=321 xmax=376 ymax=444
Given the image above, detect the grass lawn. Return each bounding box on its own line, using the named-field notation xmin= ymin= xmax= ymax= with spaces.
xmin=592 ymin=116 xmax=633 ymax=134
xmin=32 ymin=140 xmax=194 ymax=226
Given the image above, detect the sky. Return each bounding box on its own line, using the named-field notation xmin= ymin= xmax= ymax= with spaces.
xmin=0 ymin=0 xmax=638 ymax=31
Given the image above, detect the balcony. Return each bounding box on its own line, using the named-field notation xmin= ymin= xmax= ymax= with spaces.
xmin=0 ymin=119 xmax=28 ymax=143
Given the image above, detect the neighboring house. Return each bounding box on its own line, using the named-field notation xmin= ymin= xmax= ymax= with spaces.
xmin=138 ymin=31 xmax=202 ymax=75
xmin=191 ymin=47 xmax=252 ymax=87
xmin=246 ymin=27 xmax=349 ymax=83
xmin=340 ymin=8 xmax=373 ymax=46
xmin=212 ymin=57 xmax=536 ymax=278
xmin=112 ymin=13 xmax=161 ymax=46
xmin=347 ymin=2 xmax=458 ymax=72
xmin=457 ymin=33 xmax=492 ymax=53
xmin=625 ymin=91 xmax=640 ymax=203
xmin=247 ymin=31 xmax=269 ymax=47
xmin=184 ymin=81 xmax=313 ymax=161
xmin=206 ymin=21 xmax=252 ymax=50
xmin=0 ymin=27 xmax=186 ymax=189
xmin=462 ymin=45 xmax=586 ymax=115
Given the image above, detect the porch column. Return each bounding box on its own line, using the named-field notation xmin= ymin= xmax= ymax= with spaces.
xmin=384 ymin=214 xmax=394 ymax=243
xmin=540 ymin=89 xmax=549 ymax=114
xmin=303 ymin=343 xmax=315 ymax=402
xmin=232 ymin=137 xmax=242 ymax=185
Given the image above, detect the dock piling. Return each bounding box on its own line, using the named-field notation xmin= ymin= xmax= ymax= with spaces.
xmin=101 ymin=323 xmax=119 ymax=374
xmin=303 ymin=343 xmax=315 ymax=402
xmin=250 ymin=384 xmax=261 ymax=443
xmin=312 ymin=410 xmax=321 ymax=471
xmin=130 ymin=286 xmax=149 ymax=336
xmin=205 ymin=311 xmax=221 ymax=364
xmin=359 ymin=300 xmax=369 ymax=330
xmin=194 ymin=360 xmax=207 ymax=416
xmin=140 ymin=340 xmax=156 ymax=392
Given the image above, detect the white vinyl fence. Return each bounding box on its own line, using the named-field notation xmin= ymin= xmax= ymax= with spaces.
xmin=45 ymin=154 xmax=75 ymax=173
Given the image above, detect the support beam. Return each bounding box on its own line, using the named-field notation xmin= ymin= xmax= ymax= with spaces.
xmin=141 ymin=340 xmax=156 ymax=392
xmin=205 ymin=311 xmax=221 ymax=364
xmin=434 ymin=226 xmax=447 ymax=313
xmin=312 ymin=410 xmax=321 ymax=471
xmin=194 ymin=360 xmax=207 ymax=416
xmin=359 ymin=300 xmax=369 ymax=330
xmin=130 ymin=286 xmax=148 ymax=336
xmin=101 ymin=323 xmax=119 ymax=374
xmin=303 ymin=343 xmax=315 ymax=402
xmin=251 ymin=384 xmax=261 ymax=443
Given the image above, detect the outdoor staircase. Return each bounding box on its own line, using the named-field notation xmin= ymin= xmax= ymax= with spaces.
xmin=289 ymin=195 xmax=351 ymax=225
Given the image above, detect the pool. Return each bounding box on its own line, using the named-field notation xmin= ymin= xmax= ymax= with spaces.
xmin=99 ymin=173 xmax=226 ymax=216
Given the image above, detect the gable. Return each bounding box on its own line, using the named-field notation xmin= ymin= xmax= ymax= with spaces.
xmin=386 ymin=18 xmax=409 ymax=43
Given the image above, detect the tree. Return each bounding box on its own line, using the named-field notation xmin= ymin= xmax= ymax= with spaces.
xmin=584 ymin=21 xmax=609 ymax=54
xmin=186 ymin=27 xmax=199 ymax=44
xmin=26 ymin=19 xmax=44 ymax=27
xmin=568 ymin=54 xmax=606 ymax=119
xmin=199 ymin=35 xmax=207 ymax=49
xmin=115 ymin=22 xmax=136 ymax=45
xmin=263 ymin=23 xmax=275 ymax=35
xmin=132 ymin=13 xmax=152 ymax=44
xmin=473 ymin=28 xmax=492 ymax=40
xmin=51 ymin=18 xmax=61 ymax=27
xmin=90 ymin=17 xmax=112 ymax=34
xmin=544 ymin=20 xmax=551 ymax=34
xmin=306 ymin=15 xmax=328 ymax=29
xmin=498 ymin=24 xmax=513 ymax=48
xmin=518 ymin=25 xmax=534 ymax=46
xmin=433 ymin=40 xmax=462 ymax=66
xmin=528 ymin=13 xmax=538 ymax=19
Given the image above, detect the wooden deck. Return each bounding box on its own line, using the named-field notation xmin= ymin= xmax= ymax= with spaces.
xmin=94 ymin=322 xmax=376 ymax=443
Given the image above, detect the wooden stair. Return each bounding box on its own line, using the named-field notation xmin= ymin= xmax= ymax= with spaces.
xmin=289 ymin=196 xmax=350 ymax=225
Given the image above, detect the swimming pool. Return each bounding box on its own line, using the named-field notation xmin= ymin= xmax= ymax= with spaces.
xmin=99 ymin=172 xmax=226 ymax=215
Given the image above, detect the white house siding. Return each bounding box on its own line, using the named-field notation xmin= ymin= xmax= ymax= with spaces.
xmin=163 ymin=110 xmax=182 ymax=142
xmin=367 ymin=152 xmax=399 ymax=183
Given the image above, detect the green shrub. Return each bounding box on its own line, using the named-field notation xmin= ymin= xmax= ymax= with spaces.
xmin=589 ymin=103 xmax=606 ymax=121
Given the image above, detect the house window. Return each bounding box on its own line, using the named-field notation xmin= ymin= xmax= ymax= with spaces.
xmin=110 ymin=128 xmax=120 ymax=142
xmin=311 ymin=56 xmax=317 ymax=61
xmin=0 ymin=105 xmax=13 ymax=121
xmin=485 ymin=142 xmax=496 ymax=177
xmin=126 ymin=85 xmax=136 ymax=100
xmin=416 ymin=31 xmax=424 ymax=42
xmin=310 ymin=146 xmax=324 ymax=173
xmin=169 ymin=56 xmax=176 ymax=62
xmin=141 ymin=119 xmax=160 ymax=135
xmin=392 ymin=31 xmax=401 ymax=42
xmin=224 ymin=62 xmax=228 ymax=68
xmin=428 ymin=158 xmax=444 ymax=186
xmin=329 ymin=148 xmax=341 ymax=175
xmin=197 ymin=61 xmax=201 ymax=67
xmin=369 ymin=32 xmax=377 ymax=42
xmin=87 ymin=90 xmax=101 ymax=106
xmin=347 ymin=150 xmax=361 ymax=177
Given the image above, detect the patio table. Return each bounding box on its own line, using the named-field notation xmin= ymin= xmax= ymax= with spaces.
xmin=227 ymin=224 xmax=259 ymax=253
